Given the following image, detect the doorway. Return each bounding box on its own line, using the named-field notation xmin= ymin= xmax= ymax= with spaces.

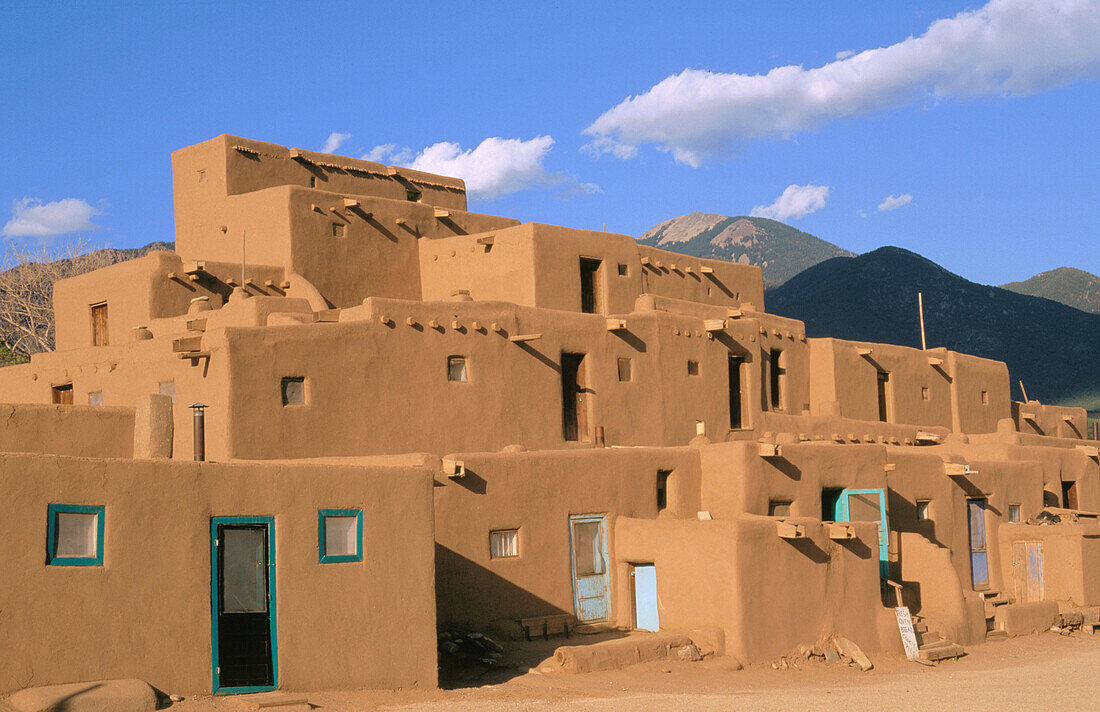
xmin=579 ymin=258 xmax=602 ymax=314
xmin=834 ymin=488 xmax=889 ymax=578
xmin=1062 ymin=481 xmax=1079 ymax=510
xmin=561 ymin=352 xmax=589 ymax=442
xmin=967 ymin=499 xmax=990 ymax=590
xmin=1012 ymin=540 xmax=1044 ymax=603
xmin=728 ymin=356 xmax=744 ymax=429
xmin=630 ymin=563 xmax=659 ymax=632
xmin=211 ymin=517 xmax=277 ymax=694
xmin=569 ymin=514 xmax=610 ymax=623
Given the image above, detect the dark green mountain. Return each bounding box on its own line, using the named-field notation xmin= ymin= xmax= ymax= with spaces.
xmin=1001 ymin=267 xmax=1100 ymax=314
xmin=765 ymin=247 xmax=1100 ymax=417
xmin=637 ymin=212 xmax=854 ymax=287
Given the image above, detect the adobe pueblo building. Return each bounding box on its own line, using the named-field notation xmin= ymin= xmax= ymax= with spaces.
xmin=1 ymin=135 xmax=1097 ymax=697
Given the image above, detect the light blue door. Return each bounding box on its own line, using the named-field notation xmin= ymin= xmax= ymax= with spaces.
xmin=632 ymin=564 xmax=659 ymax=631
xmin=835 ymin=489 xmax=890 ymax=578
xmin=968 ymin=499 xmax=990 ymax=590
xmin=569 ymin=514 xmax=610 ymax=622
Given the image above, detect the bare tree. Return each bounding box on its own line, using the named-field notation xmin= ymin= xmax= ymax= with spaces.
xmin=0 ymin=239 xmax=118 ymax=357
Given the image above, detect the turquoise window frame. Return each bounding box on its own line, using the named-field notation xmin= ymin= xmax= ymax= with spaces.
xmin=46 ymin=504 xmax=105 ymax=566
xmin=318 ymin=509 xmax=363 ymax=563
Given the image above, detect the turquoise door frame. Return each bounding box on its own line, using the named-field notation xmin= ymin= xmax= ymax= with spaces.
xmin=210 ymin=516 xmax=278 ymax=695
xmin=835 ymin=488 xmax=890 ymax=578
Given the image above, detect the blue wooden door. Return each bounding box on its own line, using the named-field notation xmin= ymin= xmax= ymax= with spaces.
xmin=570 ymin=514 xmax=610 ymax=622
xmin=835 ymin=489 xmax=889 ymax=578
xmin=631 ymin=564 xmax=659 ymax=631
xmin=968 ymin=499 xmax=990 ymax=590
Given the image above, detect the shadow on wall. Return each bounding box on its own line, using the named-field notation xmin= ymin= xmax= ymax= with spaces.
xmin=435 ymin=544 xmax=570 ymax=630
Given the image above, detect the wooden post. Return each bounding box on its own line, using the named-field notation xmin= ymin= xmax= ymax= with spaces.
xmin=1019 ymin=380 xmax=1029 ymax=403
xmin=918 ymin=292 xmax=927 ymax=350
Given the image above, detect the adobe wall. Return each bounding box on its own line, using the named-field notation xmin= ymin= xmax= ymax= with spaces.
xmin=1013 ymin=400 xmax=1090 ymax=439
xmin=614 ymin=516 xmax=894 ymax=663
xmin=948 ymin=351 xmax=1011 ymax=433
xmin=432 ymin=447 xmax=700 ymax=631
xmin=0 ymin=403 xmax=133 ymax=458
xmin=0 ymin=453 xmax=437 ymax=695
xmin=997 ymin=523 xmax=1100 ymax=607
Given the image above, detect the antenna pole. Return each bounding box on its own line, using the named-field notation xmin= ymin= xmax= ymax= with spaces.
xmin=918 ymin=292 xmax=927 ymax=350
xmin=242 ymin=230 xmax=246 ymax=288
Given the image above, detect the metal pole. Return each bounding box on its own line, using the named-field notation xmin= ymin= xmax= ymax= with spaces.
xmin=190 ymin=403 xmax=207 ymax=461
xmin=918 ymin=292 xmax=927 ymax=351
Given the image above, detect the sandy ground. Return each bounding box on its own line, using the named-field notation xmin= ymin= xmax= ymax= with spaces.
xmin=175 ymin=631 xmax=1100 ymax=712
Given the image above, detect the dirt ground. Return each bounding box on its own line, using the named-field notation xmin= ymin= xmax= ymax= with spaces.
xmin=176 ymin=631 xmax=1100 ymax=712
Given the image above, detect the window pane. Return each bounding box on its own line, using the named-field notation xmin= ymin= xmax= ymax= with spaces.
xmin=489 ymin=530 xmax=518 ymax=558
xmin=573 ymin=521 xmax=604 ymax=576
xmin=282 ymin=377 xmax=305 ymax=405
xmin=55 ymin=512 xmax=97 ymax=558
xmin=325 ymin=516 xmax=359 ymax=557
xmin=1008 ymin=504 xmax=1021 ymax=523
xmin=222 ymin=526 xmax=267 ymax=613
xmin=768 ymin=501 xmax=791 ymax=517
xmin=448 ymin=357 xmax=468 ymax=382
xmin=88 ymin=391 xmax=103 ymax=406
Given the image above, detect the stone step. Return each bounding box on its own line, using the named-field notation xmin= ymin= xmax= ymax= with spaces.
xmin=986 ymin=629 xmax=1009 ymax=643
xmin=919 ymin=643 xmax=965 ymax=661
xmin=230 ymin=692 xmax=311 ymax=711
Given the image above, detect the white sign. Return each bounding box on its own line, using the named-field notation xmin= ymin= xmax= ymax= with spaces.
xmin=895 ymin=606 xmax=920 ymax=661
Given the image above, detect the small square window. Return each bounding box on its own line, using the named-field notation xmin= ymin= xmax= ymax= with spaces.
xmin=917 ymin=500 xmax=931 ymax=521
xmin=447 ymin=356 xmax=468 ymax=382
xmin=406 ymin=187 xmax=422 ymax=203
xmin=88 ymin=391 xmax=103 ymax=406
xmin=1008 ymin=504 xmax=1021 ymax=523
xmin=617 ymin=357 xmax=632 ymax=382
xmin=332 ymin=222 xmax=346 ymax=238
xmin=768 ymin=500 xmax=792 ymax=517
xmin=981 ymin=390 xmax=989 ymax=405
xmin=687 ymin=360 xmax=699 ymax=376
xmin=47 ymin=504 xmax=104 ymax=566
xmin=158 ymin=381 xmax=175 ymax=402
xmin=52 ymin=383 xmax=73 ymax=405
xmin=489 ymin=529 xmax=518 ymax=558
xmin=921 ymin=387 xmax=930 ymax=401
xmin=309 ymin=176 xmax=317 ymax=188
xmin=617 ymin=263 xmax=629 ymax=277
xmin=282 ymin=377 xmax=306 ymax=405
xmin=318 ymin=509 xmax=362 ymax=563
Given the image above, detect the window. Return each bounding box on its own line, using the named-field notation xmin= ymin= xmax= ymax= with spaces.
xmin=318 ymin=509 xmax=362 ymax=563
xmin=579 ymin=258 xmax=602 ymax=314
xmin=158 ymin=381 xmax=175 ymax=402
xmin=1008 ymin=504 xmax=1021 ymax=523
xmin=332 ymin=222 xmax=346 ymax=238
xmin=729 ymin=356 xmax=744 ymax=429
xmin=489 ymin=529 xmax=518 ymax=558
xmin=447 ymin=356 xmax=468 ymax=382
xmin=877 ymin=370 xmax=891 ymax=422
xmin=52 ymin=383 xmax=73 ymax=405
xmin=197 ymin=169 xmax=207 ymax=182
xmin=88 ymin=391 xmax=103 ymax=406
xmin=617 ymin=357 xmax=632 ymax=382
xmin=309 ymin=176 xmax=317 ymax=188
xmin=657 ymin=470 xmax=671 ymax=510
xmin=769 ymin=349 xmax=784 ymax=410
xmin=981 ymin=390 xmax=989 ymax=405
xmin=406 ymin=186 xmax=421 ymax=202
xmin=281 ymin=377 xmax=306 ymax=406
xmin=921 ymin=387 xmax=930 ymax=401
xmin=91 ymin=302 xmax=108 ymax=346
xmin=687 ymin=360 xmax=699 ymax=376
xmin=768 ymin=500 xmax=792 ymax=517
xmin=47 ymin=504 xmax=104 ymax=566
xmin=572 ymin=521 xmax=605 ymax=575
xmin=917 ymin=499 xmax=931 ymax=521
xmin=821 ymin=488 xmax=843 ymax=521
xmin=617 ymin=263 xmax=629 ymax=277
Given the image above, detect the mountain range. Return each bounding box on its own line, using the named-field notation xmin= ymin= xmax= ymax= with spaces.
xmin=637 ymin=212 xmax=853 ymax=287
xmin=640 ymin=214 xmax=1099 ymax=417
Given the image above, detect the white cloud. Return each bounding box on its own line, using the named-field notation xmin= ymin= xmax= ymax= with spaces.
xmin=362 ymin=143 xmax=414 ymax=165
xmin=321 ymin=132 xmax=350 ymax=154
xmin=878 ymin=193 xmax=913 ymax=211
xmin=2 ymin=198 xmax=101 ymax=237
xmin=835 ymin=50 xmax=856 ymax=60
xmin=584 ymin=0 xmax=1100 ymax=166
xmin=408 ymin=136 xmax=557 ymax=200
xmin=750 ymin=184 xmax=830 ymax=221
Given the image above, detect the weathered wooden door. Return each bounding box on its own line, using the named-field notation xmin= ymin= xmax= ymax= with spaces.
xmin=212 ymin=517 xmax=277 ymax=694
xmin=569 ymin=514 xmax=609 ymax=622
xmin=561 ymin=353 xmax=588 ymax=442
xmin=968 ymin=499 xmax=990 ymax=590
xmin=1012 ymin=540 xmax=1044 ymax=602
xmin=836 ymin=488 xmax=889 ymax=578
xmin=91 ymin=303 xmax=108 ymax=346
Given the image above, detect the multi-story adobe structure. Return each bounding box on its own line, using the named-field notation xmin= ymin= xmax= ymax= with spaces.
xmin=1 ymin=135 xmax=1097 ymax=698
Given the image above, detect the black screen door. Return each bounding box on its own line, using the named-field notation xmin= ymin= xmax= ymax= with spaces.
xmin=214 ymin=522 xmax=275 ymax=691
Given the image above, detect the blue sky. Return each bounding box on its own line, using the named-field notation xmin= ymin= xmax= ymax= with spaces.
xmin=1 ymin=0 xmax=1097 ymax=285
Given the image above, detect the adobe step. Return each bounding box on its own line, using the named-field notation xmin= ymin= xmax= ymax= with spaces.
xmin=231 ymin=691 xmax=311 ymax=711
xmin=919 ymin=642 xmax=965 ymax=661
xmin=985 ymin=629 xmax=1009 ymax=643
